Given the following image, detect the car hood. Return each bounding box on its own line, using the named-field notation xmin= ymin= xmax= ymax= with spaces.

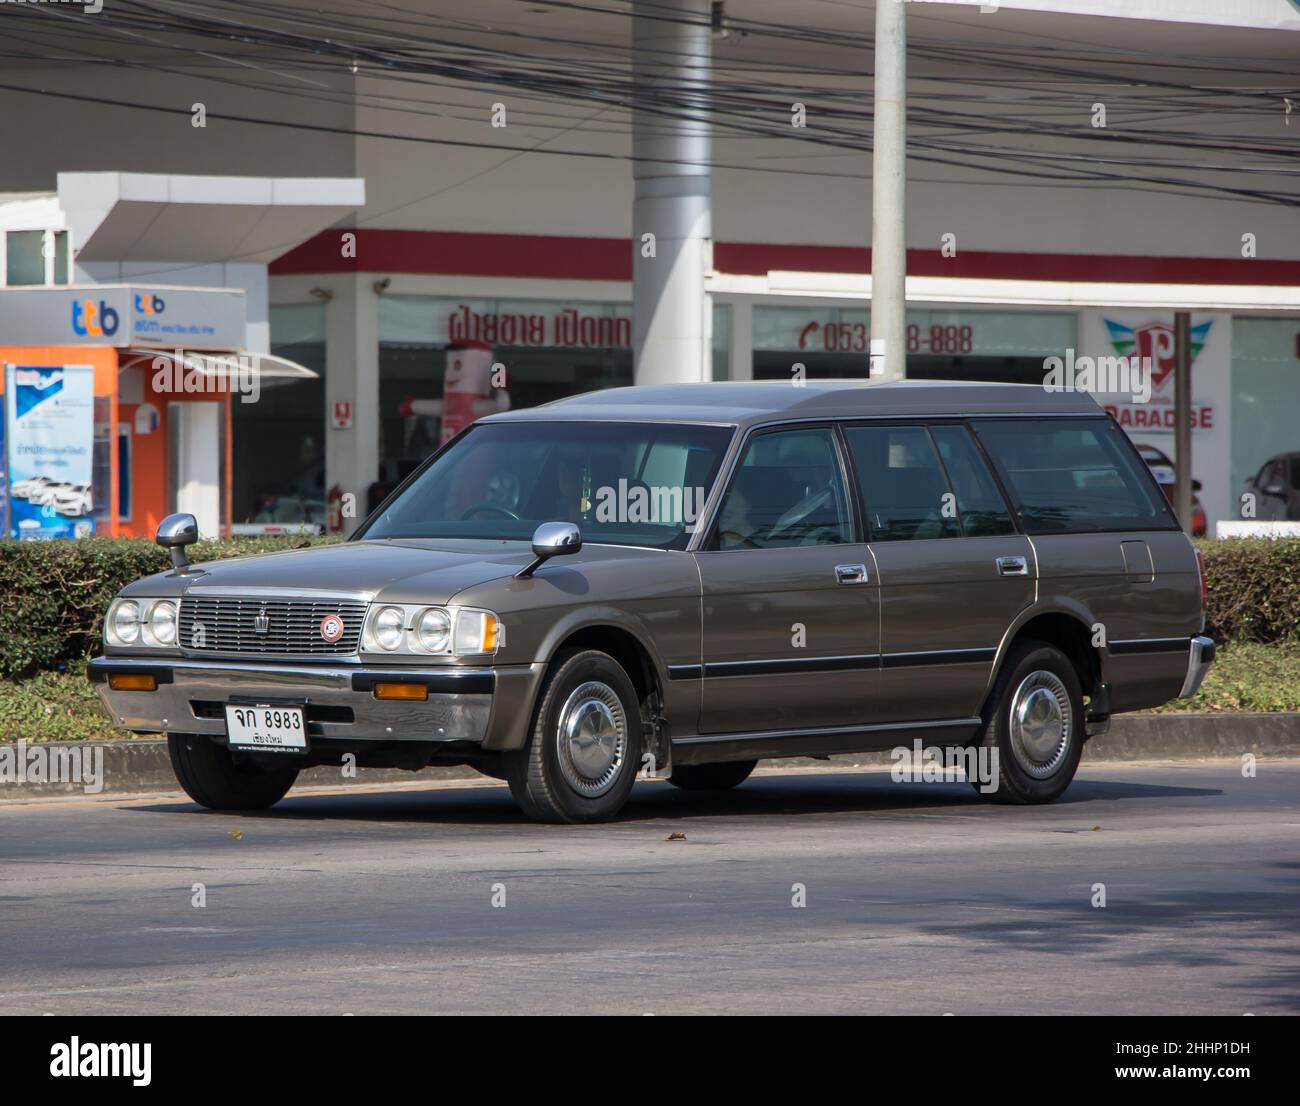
xmin=125 ymin=539 xmax=538 ymax=604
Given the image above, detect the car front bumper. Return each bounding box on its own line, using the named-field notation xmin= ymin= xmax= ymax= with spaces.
xmin=87 ymin=656 xmax=542 ymax=748
xmin=1178 ymin=635 xmax=1216 ymax=699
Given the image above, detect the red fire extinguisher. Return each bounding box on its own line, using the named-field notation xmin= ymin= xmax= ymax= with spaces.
xmin=327 ymin=484 xmax=345 ymax=534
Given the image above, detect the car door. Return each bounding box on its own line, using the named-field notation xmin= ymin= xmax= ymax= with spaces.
xmin=843 ymin=422 xmax=1035 ymax=724
xmin=693 ymin=424 xmax=880 ymax=734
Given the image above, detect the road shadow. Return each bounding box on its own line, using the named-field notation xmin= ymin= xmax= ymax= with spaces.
xmin=120 ymin=768 xmax=1222 ymax=828
xmin=911 ymin=881 xmax=1300 ymax=1015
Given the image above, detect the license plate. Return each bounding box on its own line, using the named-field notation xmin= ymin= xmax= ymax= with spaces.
xmin=225 ymin=703 xmax=307 ymax=753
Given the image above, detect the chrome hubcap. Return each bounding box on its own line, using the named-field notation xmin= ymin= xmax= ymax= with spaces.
xmin=556 ymin=681 xmax=627 ymax=798
xmin=1009 ymin=670 xmax=1071 ymax=778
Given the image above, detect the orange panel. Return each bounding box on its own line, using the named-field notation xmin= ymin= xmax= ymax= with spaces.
xmin=0 ymin=345 xmax=234 ymax=539
xmin=118 ymin=401 xmax=167 ymax=539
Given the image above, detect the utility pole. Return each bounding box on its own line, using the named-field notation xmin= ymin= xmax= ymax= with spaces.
xmin=1173 ymin=311 xmax=1193 ymax=532
xmin=631 ymin=0 xmax=713 ymax=385
xmin=869 ymin=0 xmax=907 ymax=381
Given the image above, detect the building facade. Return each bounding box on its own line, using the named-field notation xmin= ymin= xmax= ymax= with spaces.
xmin=2 ymin=0 xmax=1297 ymax=535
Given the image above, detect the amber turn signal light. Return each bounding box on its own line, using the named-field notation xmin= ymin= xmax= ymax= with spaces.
xmin=373 ymin=681 xmax=428 ymax=701
xmin=108 ymin=673 xmax=157 ymax=692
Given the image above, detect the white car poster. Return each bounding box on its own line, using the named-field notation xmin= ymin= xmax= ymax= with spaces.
xmin=4 ymin=364 xmax=95 ymax=540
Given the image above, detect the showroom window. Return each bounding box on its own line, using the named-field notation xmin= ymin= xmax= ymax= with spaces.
xmin=380 ymin=296 xmax=622 ymax=485
xmin=751 ymin=306 xmax=1076 ymax=383
xmin=378 ymin=295 xmax=732 ymax=485
xmin=230 ymin=303 xmax=327 ymax=528
xmin=1231 ymin=317 xmax=1300 ymax=505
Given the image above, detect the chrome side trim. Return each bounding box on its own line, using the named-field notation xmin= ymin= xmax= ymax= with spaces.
xmin=1109 ymin=636 xmax=1193 ymax=655
xmin=881 ymin=647 xmax=996 ymax=668
xmin=674 ymin=716 xmax=982 ymax=746
xmin=669 ymin=646 xmax=999 ymax=681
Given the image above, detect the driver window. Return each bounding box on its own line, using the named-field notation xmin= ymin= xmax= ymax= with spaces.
xmin=713 ymin=427 xmax=851 ymax=550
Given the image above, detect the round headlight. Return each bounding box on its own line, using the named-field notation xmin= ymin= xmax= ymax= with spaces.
xmin=144 ymin=600 xmax=178 ymax=646
xmin=372 ymin=606 xmax=406 ymax=651
xmin=415 ymin=607 xmax=451 ymax=653
xmin=109 ymin=599 xmax=141 ymax=645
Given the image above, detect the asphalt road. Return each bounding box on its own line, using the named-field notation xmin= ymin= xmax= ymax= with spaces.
xmin=2 ymin=761 xmax=1298 ymax=1016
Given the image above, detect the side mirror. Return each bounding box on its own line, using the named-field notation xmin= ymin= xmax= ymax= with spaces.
xmin=1263 ymin=482 xmax=1286 ymax=497
xmin=516 ymin=521 xmax=581 ymax=579
xmin=156 ymin=512 xmax=199 ymax=572
xmin=1192 ymin=479 xmax=1203 ymax=493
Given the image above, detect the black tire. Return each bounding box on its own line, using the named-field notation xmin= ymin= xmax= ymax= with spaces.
xmin=504 ymin=648 xmax=643 ymax=823
xmin=167 ymin=733 xmax=299 ymax=811
xmin=973 ymin=640 xmax=1084 ymax=805
xmin=668 ymin=759 xmax=757 ymax=792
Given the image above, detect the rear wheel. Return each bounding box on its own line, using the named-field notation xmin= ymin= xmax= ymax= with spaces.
xmin=668 ymin=760 xmax=756 ymax=792
xmin=504 ymin=649 xmax=643 ymax=823
xmin=167 ymin=733 xmax=299 ymax=810
xmin=974 ymin=640 xmax=1084 ymax=805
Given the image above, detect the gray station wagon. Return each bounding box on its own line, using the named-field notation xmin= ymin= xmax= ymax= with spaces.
xmin=90 ymin=381 xmax=1214 ymax=822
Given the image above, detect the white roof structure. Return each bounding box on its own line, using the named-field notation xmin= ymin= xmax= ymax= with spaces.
xmin=54 ymin=172 xmax=364 ymax=264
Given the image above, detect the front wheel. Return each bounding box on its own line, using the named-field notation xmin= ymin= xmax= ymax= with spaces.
xmin=505 ymin=649 xmax=643 ymax=823
xmin=167 ymin=734 xmax=299 ymax=810
xmin=974 ymin=641 xmax=1084 ymax=804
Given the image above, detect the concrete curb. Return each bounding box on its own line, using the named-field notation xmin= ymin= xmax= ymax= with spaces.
xmin=2 ymin=712 xmax=1297 ymax=798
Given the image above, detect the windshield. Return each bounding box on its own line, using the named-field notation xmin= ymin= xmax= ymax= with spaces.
xmin=361 ymin=420 xmax=734 ymax=549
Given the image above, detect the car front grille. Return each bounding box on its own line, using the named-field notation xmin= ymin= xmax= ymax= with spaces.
xmin=178 ymin=596 xmax=367 ymax=656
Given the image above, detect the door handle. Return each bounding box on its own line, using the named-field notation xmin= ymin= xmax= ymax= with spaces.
xmin=835 ymin=563 xmax=869 ymax=585
xmin=996 ymin=555 xmax=1028 ymax=577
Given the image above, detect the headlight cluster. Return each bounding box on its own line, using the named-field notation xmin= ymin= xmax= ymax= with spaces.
xmin=105 ymin=598 xmax=179 ymax=648
xmin=362 ymin=604 xmax=501 ymax=656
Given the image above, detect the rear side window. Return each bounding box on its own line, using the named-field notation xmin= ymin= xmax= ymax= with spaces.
xmin=973 ymin=419 xmax=1174 ymax=534
xmin=844 ymin=425 xmax=961 ymax=541
xmin=929 ymin=425 xmax=1016 ymax=537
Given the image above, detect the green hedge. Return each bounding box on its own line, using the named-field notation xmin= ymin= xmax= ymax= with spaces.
xmin=0 ymin=535 xmax=1297 ymax=679
xmin=0 ymin=536 xmax=336 ymax=678
xmin=1198 ymin=538 xmax=1300 ymax=646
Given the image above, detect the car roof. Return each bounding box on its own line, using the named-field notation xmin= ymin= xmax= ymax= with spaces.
xmin=482 ymin=379 xmax=1104 ymax=428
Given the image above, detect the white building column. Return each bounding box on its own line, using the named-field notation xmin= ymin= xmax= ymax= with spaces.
xmin=324 ymin=272 xmax=379 ymax=534
xmin=727 ymin=299 xmax=753 ymax=381
xmin=632 ymin=0 xmax=713 ymax=385
xmin=172 ymin=402 xmax=223 ymax=539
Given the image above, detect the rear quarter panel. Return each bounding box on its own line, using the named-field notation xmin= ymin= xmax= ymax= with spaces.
xmin=1031 ymin=529 xmax=1200 ymax=712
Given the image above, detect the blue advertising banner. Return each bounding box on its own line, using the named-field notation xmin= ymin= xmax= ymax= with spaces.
xmin=4 ymin=364 xmax=95 ymax=540
xmin=0 ymin=400 xmax=6 ymax=538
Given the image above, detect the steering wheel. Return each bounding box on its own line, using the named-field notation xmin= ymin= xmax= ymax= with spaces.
xmin=459 ymin=503 xmax=521 ymax=521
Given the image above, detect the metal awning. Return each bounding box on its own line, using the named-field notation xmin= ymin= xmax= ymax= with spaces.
xmin=59 ymin=172 xmax=365 ymax=264
xmin=119 ymin=348 xmax=318 ymax=390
